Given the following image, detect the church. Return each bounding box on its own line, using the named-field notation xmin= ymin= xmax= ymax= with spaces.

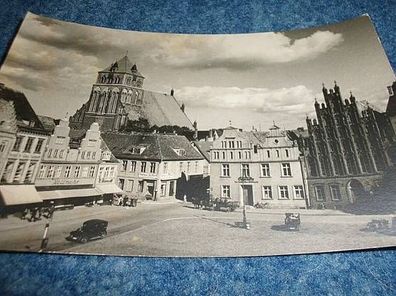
xmin=69 ymin=55 xmax=194 ymax=131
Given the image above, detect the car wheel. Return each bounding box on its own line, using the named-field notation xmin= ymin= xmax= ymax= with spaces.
xmin=80 ymin=237 xmax=88 ymax=243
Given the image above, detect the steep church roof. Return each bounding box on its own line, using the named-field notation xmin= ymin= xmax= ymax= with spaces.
xmin=140 ymin=91 xmax=193 ymax=128
xmin=102 ymin=55 xmax=144 ymax=77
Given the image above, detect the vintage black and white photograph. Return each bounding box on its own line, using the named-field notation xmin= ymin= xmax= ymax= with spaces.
xmin=0 ymin=12 xmax=395 ymax=257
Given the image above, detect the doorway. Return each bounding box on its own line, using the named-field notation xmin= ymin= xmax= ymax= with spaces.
xmin=241 ymin=185 xmax=254 ymax=206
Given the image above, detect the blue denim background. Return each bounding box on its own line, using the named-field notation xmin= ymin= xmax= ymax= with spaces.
xmin=0 ymin=1 xmax=395 ymax=295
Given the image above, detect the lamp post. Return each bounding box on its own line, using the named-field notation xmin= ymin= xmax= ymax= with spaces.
xmin=39 ymin=203 xmax=55 ymax=252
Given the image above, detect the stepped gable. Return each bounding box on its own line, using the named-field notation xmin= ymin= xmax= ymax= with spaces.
xmin=101 ymin=132 xmax=203 ymax=161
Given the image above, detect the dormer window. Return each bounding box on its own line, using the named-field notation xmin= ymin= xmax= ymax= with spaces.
xmin=173 ymin=148 xmax=186 ymax=156
xmin=129 ymin=146 xmax=146 ymax=154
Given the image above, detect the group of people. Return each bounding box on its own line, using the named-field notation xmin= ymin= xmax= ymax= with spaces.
xmin=21 ymin=204 xmax=55 ymax=222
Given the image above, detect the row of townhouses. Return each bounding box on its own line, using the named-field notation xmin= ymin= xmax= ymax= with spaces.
xmin=1 ymin=56 xmax=395 ymax=212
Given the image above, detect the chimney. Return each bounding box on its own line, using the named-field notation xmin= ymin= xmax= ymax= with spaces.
xmin=170 ymin=89 xmax=174 ymax=96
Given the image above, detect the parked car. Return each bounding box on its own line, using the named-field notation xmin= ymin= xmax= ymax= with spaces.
xmin=284 ymin=213 xmax=301 ymax=231
xmin=66 ymin=219 xmax=108 ymax=243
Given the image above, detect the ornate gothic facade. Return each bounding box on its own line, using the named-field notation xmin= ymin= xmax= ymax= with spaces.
xmin=299 ymin=82 xmax=395 ymax=208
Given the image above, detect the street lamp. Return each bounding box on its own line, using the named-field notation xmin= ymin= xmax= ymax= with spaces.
xmin=39 ymin=202 xmax=55 ymax=252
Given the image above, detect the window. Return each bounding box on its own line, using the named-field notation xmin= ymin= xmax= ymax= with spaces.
xmin=163 ymin=162 xmax=168 ymax=174
xmin=276 ymin=150 xmax=280 ymax=158
xmin=53 ymin=149 xmax=58 ymax=158
xmin=81 ymin=151 xmax=85 ymax=159
xmin=59 ymin=150 xmax=64 ymax=158
xmin=221 ymin=164 xmax=230 ymax=177
xmin=179 ymin=162 xmax=183 ymax=172
xmin=122 ymin=160 xmax=128 ymax=171
xmin=241 ymin=164 xmax=250 ymax=177
xmin=38 ymin=165 xmax=46 ymax=178
xmin=141 ymin=162 xmax=147 ymax=173
xmin=169 ymin=181 xmax=175 ymax=196
xmin=55 ymin=166 xmax=62 ymax=178
xmin=24 ymin=162 xmax=36 ymax=183
xmin=230 ymin=151 xmax=234 ymax=159
xmin=279 ymin=186 xmax=289 ymax=199
xmin=150 ymin=162 xmax=156 ymax=173
xmin=238 ymin=151 xmax=242 ymax=159
xmin=261 ymin=163 xmax=270 ymax=177
xmin=187 ymin=162 xmax=191 ymax=173
xmin=110 ymin=167 xmax=115 ymax=177
xmin=24 ymin=137 xmax=34 ymax=152
xmin=229 ymin=141 xmax=235 ymax=148
xmin=262 ymin=186 xmax=272 ymax=199
xmin=221 ymin=185 xmax=230 ymax=198
xmin=130 ymin=161 xmax=137 ymax=172
xmin=315 ymin=185 xmax=326 ymax=201
xmin=92 ymin=152 xmax=96 ymax=159
xmin=13 ymin=162 xmax=25 ymax=182
xmin=253 ymin=145 xmax=258 ymax=154
xmin=281 ymin=163 xmax=292 ymax=176
xmin=46 ymin=166 xmax=55 ymax=178
xmin=194 ymin=161 xmax=198 ymax=173
xmin=285 ymin=149 xmax=289 ymax=158
xmin=330 ymin=184 xmax=341 ymax=201
xmin=222 ymin=151 xmax=226 ymax=159
xmin=74 ymin=166 xmax=81 ymax=178
xmin=0 ymin=140 xmax=7 ymax=153
xmin=87 ymin=151 xmax=91 ymax=159
xmin=64 ymin=166 xmax=71 ymax=178
xmin=267 ymin=150 xmax=270 ymax=158
xmin=89 ymin=166 xmax=96 ymax=177
xmin=294 ymin=185 xmax=304 ymax=199
xmin=119 ymin=178 xmax=125 ymax=190
xmin=47 ymin=148 xmax=52 ymax=158
xmin=221 ymin=141 xmax=227 ymax=148
xmin=34 ymin=139 xmax=44 ymax=153
xmin=12 ymin=136 xmax=23 ymax=151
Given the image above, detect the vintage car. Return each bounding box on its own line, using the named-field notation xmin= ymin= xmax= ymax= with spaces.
xmin=66 ymin=219 xmax=108 ymax=243
xmin=284 ymin=213 xmax=301 ymax=231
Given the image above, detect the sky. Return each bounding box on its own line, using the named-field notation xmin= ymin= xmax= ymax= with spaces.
xmin=0 ymin=13 xmax=394 ymax=130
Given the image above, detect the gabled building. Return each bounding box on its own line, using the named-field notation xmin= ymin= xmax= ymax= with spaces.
xmin=101 ymin=132 xmax=206 ymax=200
xmin=35 ymin=119 xmax=121 ymax=206
xmin=299 ymin=82 xmax=395 ymax=209
xmin=210 ymin=125 xmax=307 ymax=209
xmin=70 ymin=55 xmax=193 ymax=131
xmin=0 ymin=83 xmax=48 ymax=212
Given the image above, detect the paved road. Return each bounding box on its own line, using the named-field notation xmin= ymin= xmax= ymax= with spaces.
xmin=0 ymin=202 xmax=394 ymax=256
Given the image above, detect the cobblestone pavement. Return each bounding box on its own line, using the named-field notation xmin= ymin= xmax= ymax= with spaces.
xmin=0 ymin=201 xmax=394 ymax=257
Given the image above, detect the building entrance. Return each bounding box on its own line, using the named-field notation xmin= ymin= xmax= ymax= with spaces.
xmin=241 ymin=185 xmax=254 ymax=206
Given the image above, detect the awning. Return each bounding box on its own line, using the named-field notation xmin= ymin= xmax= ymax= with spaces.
xmin=96 ymin=183 xmax=124 ymax=194
xmin=0 ymin=185 xmax=43 ymax=206
xmin=38 ymin=188 xmax=102 ymax=200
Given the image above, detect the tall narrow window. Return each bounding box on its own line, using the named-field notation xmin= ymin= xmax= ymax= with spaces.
xmin=330 ymin=184 xmax=341 ymax=201
xmin=24 ymin=137 xmax=34 ymax=153
xmin=221 ymin=185 xmax=230 ymax=198
xmin=315 ymin=185 xmax=326 ymax=201
xmin=221 ymin=164 xmax=230 ymax=177
xmin=281 ymin=163 xmax=292 ymax=176
xmin=262 ymin=186 xmax=272 ymax=199
xmin=150 ymin=162 xmax=156 ymax=173
xmin=141 ymin=162 xmax=147 ymax=173
xmin=241 ymin=164 xmax=250 ymax=177
xmin=34 ymin=139 xmax=44 ymax=154
xmin=294 ymin=185 xmax=304 ymax=199
xmin=12 ymin=136 xmax=23 ymax=151
xmin=261 ymin=163 xmax=270 ymax=177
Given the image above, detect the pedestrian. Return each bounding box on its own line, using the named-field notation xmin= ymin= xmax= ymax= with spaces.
xmin=183 ymin=194 xmax=187 ymax=203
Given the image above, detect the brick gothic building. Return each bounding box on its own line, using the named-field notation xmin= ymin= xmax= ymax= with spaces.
xmin=299 ymin=82 xmax=395 ymax=209
xmin=70 ymin=55 xmax=193 ymax=131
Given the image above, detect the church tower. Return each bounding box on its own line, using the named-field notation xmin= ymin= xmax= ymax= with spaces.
xmin=71 ymin=55 xmax=146 ymax=131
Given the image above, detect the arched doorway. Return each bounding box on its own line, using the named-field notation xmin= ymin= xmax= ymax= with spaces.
xmin=346 ymin=179 xmax=366 ymax=203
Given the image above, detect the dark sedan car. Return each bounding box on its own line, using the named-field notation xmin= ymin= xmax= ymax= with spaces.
xmin=66 ymin=219 xmax=108 ymax=243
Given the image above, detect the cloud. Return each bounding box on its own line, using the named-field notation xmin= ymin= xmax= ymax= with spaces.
xmin=14 ymin=14 xmax=344 ymax=73
xmin=176 ymin=85 xmax=315 ymax=114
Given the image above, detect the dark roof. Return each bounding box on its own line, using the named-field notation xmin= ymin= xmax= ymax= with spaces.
xmin=38 ymin=115 xmax=57 ymax=133
xmin=102 ymin=56 xmax=143 ymax=77
xmin=68 ymin=128 xmax=87 ymax=148
xmin=101 ymin=132 xmax=203 ymax=161
xmin=0 ymin=84 xmax=46 ymax=134
xmin=193 ymin=141 xmax=212 ymax=161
